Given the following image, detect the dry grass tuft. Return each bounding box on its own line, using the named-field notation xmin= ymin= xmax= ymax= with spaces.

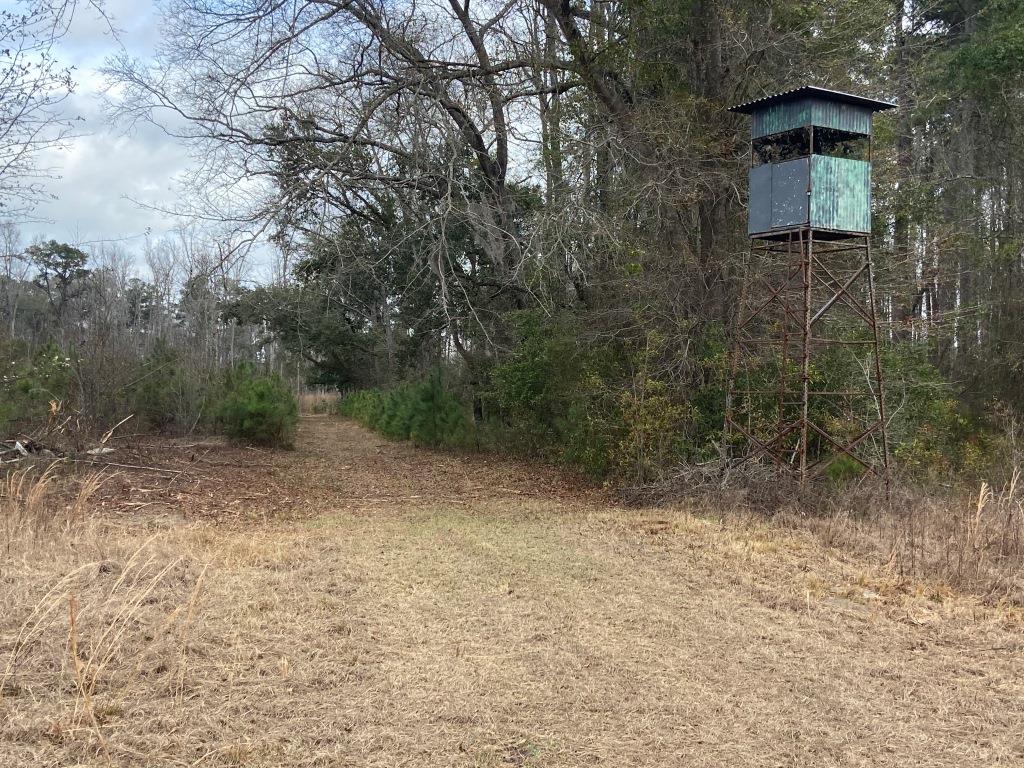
xmin=1 ymin=463 xmax=114 ymax=546
xmin=644 ymin=464 xmax=1024 ymax=604
xmin=884 ymin=471 xmax=1024 ymax=599
xmin=747 ymin=472 xmax=1024 ymax=603
xmin=297 ymin=390 xmax=339 ymax=414
xmin=1 ymin=462 xmax=60 ymax=543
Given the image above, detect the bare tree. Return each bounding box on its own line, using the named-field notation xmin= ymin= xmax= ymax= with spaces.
xmin=0 ymin=219 xmax=28 ymax=335
xmin=106 ymin=1 xmax=587 ymax=357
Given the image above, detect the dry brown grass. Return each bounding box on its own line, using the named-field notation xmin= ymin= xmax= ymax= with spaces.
xmin=1 ymin=462 xmax=112 ymax=546
xmin=297 ymin=390 xmax=339 ymax=415
xmin=2 ymin=417 xmax=1023 ymax=766
xmin=748 ymin=474 xmax=1024 ymax=605
xmin=648 ymin=464 xmax=1024 ymax=605
xmin=891 ymin=475 xmax=1024 ymax=597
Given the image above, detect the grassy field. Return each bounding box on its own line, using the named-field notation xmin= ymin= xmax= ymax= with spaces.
xmin=2 ymin=416 xmax=1023 ymax=766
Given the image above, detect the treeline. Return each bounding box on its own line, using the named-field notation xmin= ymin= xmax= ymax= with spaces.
xmin=99 ymin=0 xmax=1024 ymax=482
xmin=37 ymin=0 xmax=1024 ymax=481
xmin=0 ymin=225 xmax=298 ymax=447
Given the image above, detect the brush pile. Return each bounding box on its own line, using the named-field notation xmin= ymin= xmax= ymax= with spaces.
xmin=0 ymin=438 xmax=61 ymax=464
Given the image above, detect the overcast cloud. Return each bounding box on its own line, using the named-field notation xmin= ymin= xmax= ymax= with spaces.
xmin=20 ymin=0 xmax=192 ymax=250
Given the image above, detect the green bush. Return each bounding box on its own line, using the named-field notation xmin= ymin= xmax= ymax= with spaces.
xmin=0 ymin=343 xmax=73 ymax=432
xmin=216 ymin=365 xmax=298 ymax=447
xmin=486 ymin=311 xmax=616 ymax=471
xmin=882 ymin=343 xmax=992 ymax=479
xmin=486 ymin=313 xmax=703 ymax=480
xmin=408 ymin=373 xmax=469 ymax=447
xmin=378 ymin=385 xmax=417 ymax=440
xmin=339 ymin=373 xmax=469 ymax=448
xmin=338 ymin=389 xmax=387 ymax=427
xmin=133 ymin=342 xmax=185 ymax=432
xmin=555 ymin=397 xmax=617 ymax=478
xmin=824 ymin=453 xmax=866 ymax=486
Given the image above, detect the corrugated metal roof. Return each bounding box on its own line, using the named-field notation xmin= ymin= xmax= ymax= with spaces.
xmin=728 ymin=86 xmax=896 ymax=114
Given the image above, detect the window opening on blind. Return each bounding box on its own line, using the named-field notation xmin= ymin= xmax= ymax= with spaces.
xmin=752 ymin=127 xmax=810 ymax=166
xmin=812 ymin=127 xmax=869 ymax=161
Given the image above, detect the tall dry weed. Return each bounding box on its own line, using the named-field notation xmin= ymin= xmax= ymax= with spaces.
xmin=2 ymin=531 xmax=208 ymax=760
xmin=821 ymin=471 xmax=1024 ymax=600
xmin=1 ymin=463 xmax=59 ymax=543
xmin=699 ymin=468 xmax=1024 ymax=601
xmin=298 ymin=390 xmax=339 ymax=414
xmin=1 ymin=463 xmax=112 ymax=545
xmin=922 ymin=469 xmax=1024 ymax=596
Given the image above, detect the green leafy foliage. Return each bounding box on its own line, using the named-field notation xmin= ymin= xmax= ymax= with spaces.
xmin=0 ymin=342 xmax=72 ymax=431
xmin=339 ymin=373 xmax=469 ymax=448
xmin=338 ymin=389 xmax=387 ymax=428
xmin=408 ymin=373 xmax=471 ymax=447
xmin=216 ymin=365 xmax=299 ymax=448
xmin=484 ymin=312 xmax=617 ymax=476
xmin=484 ymin=314 xmax=710 ymax=480
xmin=823 ymin=454 xmax=867 ymax=487
xmin=131 ymin=340 xmax=206 ymax=433
xmin=882 ymin=343 xmax=992 ymax=479
xmin=947 ymin=0 xmax=1024 ymax=100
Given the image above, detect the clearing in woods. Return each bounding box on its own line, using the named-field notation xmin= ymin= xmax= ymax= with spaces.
xmin=2 ymin=415 xmax=1023 ymax=766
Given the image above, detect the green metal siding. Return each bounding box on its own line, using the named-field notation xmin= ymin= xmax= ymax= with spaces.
xmin=751 ymin=98 xmax=873 ymax=138
xmin=810 ymin=156 xmax=871 ymax=233
xmin=809 ymin=99 xmax=873 ymax=135
xmin=752 ymin=99 xmax=811 ymax=138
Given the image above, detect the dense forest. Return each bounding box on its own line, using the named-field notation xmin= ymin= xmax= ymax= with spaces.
xmin=3 ymin=0 xmax=1024 ymax=484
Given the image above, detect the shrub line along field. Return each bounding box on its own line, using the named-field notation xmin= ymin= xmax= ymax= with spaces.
xmin=2 ymin=415 xmax=1023 ymax=766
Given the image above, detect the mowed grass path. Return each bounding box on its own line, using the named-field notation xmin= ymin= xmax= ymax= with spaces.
xmin=2 ymin=416 xmax=1023 ymax=766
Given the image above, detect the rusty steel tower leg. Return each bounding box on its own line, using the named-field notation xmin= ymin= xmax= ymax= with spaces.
xmin=798 ymin=229 xmax=813 ymax=486
xmin=725 ymin=229 xmax=890 ymax=487
xmin=778 ymin=234 xmax=792 ymax=443
xmin=864 ymin=236 xmax=892 ymax=497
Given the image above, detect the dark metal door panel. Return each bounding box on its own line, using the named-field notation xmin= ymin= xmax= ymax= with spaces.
xmin=771 ymin=158 xmax=810 ymax=229
xmin=748 ymin=164 xmax=772 ymax=234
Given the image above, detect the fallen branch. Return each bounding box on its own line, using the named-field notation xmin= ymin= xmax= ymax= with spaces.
xmin=100 ymin=415 xmax=135 ymax=444
xmin=67 ymin=459 xmax=184 ymax=477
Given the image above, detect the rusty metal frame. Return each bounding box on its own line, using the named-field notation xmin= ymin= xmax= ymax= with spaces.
xmin=725 ymin=229 xmax=890 ymax=489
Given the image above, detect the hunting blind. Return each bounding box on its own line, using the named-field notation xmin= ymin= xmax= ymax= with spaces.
xmin=732 ymin=86 xmax=893 ymax=237
xmin=724 ymin=86 xmax=895 ymax=486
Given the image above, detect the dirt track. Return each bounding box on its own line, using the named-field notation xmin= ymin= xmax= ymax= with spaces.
xmin=3 ymin=416 xmax=1024 ymax=766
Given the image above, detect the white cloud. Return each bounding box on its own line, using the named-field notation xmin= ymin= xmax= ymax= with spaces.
xmin=19 ymin=1 xmax=193 ymax=251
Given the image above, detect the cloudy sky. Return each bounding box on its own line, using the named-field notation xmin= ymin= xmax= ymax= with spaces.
xmin=22 ymin=0 xmax=191 ymax=249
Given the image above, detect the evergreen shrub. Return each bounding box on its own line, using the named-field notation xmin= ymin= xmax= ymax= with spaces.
xmin=216 ymin=364 xmax=298 ymax=447
xmin=339 ymin=373 xmax=468 ymax=448
xmin=0 ymin=343 xmax=73 ymax=432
